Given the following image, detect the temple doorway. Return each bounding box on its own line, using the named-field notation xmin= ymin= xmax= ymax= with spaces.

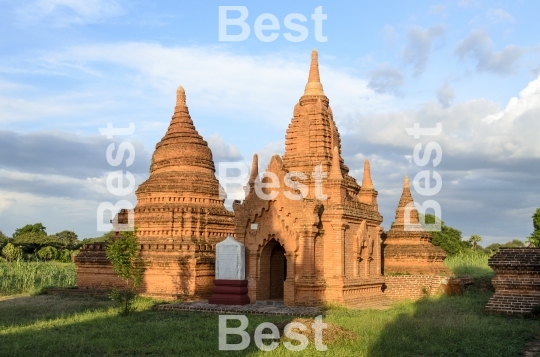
xmin=269 ymin=244 xmax=286 ymax=299
xmin=258 ymin=239 xmax=287 ymax=301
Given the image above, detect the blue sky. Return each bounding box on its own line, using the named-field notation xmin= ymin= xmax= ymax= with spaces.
xmin=0 ymin=0 xmax=539 ymax=245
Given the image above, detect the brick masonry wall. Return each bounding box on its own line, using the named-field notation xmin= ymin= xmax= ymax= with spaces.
xmin=485 ymin=248 xmax=540 ymax=315
xmin=384 ymin=275 xmax=444 ymax=301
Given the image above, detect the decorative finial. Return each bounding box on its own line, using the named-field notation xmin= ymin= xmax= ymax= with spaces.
xmin=249 ymin=153 xmax=259 ymax=184
xmin=361 ymin=159 xmax=374 ymax=189
xmin=308 ymin=49 xmax=320 ymax=83
xmin=176 ymin=85 xmax=186 ymax=106
xmin=329 ymin=146 xmax=343 ymax=180
xmin=394 ymin=175 xmax=419 ymax=225
xmin=303 ymin=49 xmax=325 ymax=96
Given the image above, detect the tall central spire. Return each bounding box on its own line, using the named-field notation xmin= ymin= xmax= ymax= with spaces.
xmin=303 ymin=49 xmax=325 ymax=96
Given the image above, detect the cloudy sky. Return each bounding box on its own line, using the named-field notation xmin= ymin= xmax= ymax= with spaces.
xmin=0 ymin=0 xmax=539 ymax=244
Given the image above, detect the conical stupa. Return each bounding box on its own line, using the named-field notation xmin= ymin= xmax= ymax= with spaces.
xmin=382 ymin=176 xmax=449 ymax=275
xmin=133 ymin=86 xmax=235 ymax=299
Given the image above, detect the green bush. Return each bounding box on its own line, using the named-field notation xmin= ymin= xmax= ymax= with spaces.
xmin=36 ymin=246 xmax=59 ymax=261
xmin=2 ymin=243 xmax=23 ymax=262
xmin=57 ymin=249 xmax=75 ymax=263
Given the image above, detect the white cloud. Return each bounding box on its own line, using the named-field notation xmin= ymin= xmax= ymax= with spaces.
xmin=455 ymin=29 xmax=527 ymax=74
xmin=429 ymin=5 xmax=445 ymax=15
xmin=486 ymin=9 xmax=515 ymax=23
xmin=16 ymin=0 xmax=123 ymax=27
xmin=206 ymin=133 xmax=243 ymax=163
xmin=25 ymin=43 xmax=392 ymax=129
xmin=402 ymin=25 xmax=446 ymax=76
xmin=344 ymin=74 xmax=540 ymax=160
xmin=483 ymin=73 xmax=540 ymax=127
xmin=437 ymin=83 xmax=455 ymax=107
xmin=383 ymin=24 xmax=398 ymax=46
xmin=367 ymin=64 xmax=404 ymax=95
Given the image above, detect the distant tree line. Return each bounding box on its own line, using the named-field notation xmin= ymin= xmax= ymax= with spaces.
xmin=420 ymin=213 xmax=531 ymax=256
xmin=0 ymin=223 xmax=113 ymax=262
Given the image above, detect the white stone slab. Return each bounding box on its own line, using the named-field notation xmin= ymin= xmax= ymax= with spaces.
xmin=215 ymin=236 xmax=245 ymax=280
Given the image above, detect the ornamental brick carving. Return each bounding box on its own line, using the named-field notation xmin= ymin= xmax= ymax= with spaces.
xmin=233 ymin=50 xmax=385 ymax=307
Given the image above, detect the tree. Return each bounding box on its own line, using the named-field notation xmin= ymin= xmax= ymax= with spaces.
xmin=77 ymin=231 xmax=113 ymax=248
xmin=105 ymin=229 xmax=144 ymax=315
xmin=13 ymin=223 xmax=47 ymax=239
xmin=421 ymin=214 xmax=469 ymax=255
xmin=55 ymin=230 xmax=78 ymax=249
xmin=37 ymin=246 xmax=58 ymax=261
xmin=527 ymin=208 xmax=540 ymax=247
xmin=13 ymin=233 xmax=60 ymax=254
xmin=2 ymin=243 xmax=23 ymax=262
xmin=468 ymin=234 xmax=482 ymax=251
xmin=0 ymin=230 xmax=9 ymax=251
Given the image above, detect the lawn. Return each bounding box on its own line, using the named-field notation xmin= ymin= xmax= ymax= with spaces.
xmin=0 ymin=287 xmax=538 ymax=357
xmin=0 ymin=257 xmax=535 ymax=356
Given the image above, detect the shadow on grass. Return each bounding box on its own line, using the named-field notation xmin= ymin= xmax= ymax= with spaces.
xmin=0 ymin=294 xmax=291 ymax=357
xmin=366 ymin=287 xmax=537 ymax=357
xmin=1 ymin=289 xmax=537 ymax=357
xmin=450 ymin=265 xmax=495 ymax=279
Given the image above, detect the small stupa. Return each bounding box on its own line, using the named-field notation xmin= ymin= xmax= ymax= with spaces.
xmin=382 ymin=176 xmax=450 ymax=275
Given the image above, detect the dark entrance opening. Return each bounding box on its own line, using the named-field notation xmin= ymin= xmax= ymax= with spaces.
xmin=269 ymin=244 xmax=286 ymax=299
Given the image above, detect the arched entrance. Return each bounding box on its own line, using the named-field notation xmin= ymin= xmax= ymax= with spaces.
xmin=269 ymin=244 xmax=286 ymax=299
xmin=258 ymin=239 xmax=286 ymax=301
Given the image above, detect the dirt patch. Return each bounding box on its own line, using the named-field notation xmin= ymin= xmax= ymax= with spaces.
xmin=274 ymin=317 xmax=357 ymax=344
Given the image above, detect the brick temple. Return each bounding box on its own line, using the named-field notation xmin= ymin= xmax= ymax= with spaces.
xmin=76 ymin=50 xmax=449 ymax=305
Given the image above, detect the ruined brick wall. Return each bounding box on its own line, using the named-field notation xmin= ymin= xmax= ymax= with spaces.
xmin=76 ymin=242 xmax=219 ymax=300
xmin=75 ymin=243 xmax=125 ymax=291
xmin=384 ymin=275 xmax=444 ymax=301
xmin=485 ymin=248 xmax=540 ymax=315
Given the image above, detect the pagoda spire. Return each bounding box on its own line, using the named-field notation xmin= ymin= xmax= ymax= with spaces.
xmin=149 ymin=85 xmax=216 ymax=176
xmin=303 ymin=49 xmax=325 ymax=96
xmin=394 ymin=176 xmax=419 ymax=225
xmin=248 ymin=153 xmax=259 ymax=185
xmin=361 ymin=159 xmax=374 ymax=189
xmin=176 ymin=85 xmax=186 ymax=106
xmin=328 ymin=146 xmax=343 ymax=180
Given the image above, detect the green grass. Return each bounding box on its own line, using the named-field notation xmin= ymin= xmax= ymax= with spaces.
xmin=0 ymin=288 xmax=537 ymax=356
xmin=0 ymin=261 xmax=76 ymax=295
xmin=444 ymin=251 xmax=494 ymax=278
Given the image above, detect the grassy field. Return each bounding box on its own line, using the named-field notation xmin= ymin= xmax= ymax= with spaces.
xmin=0 ymin=255 xmax=532 ymax=356
xmin=0 ymin=287 xmax=538 ymax=357
xmin=0 ymin=260 xmax=76 ymax=295
xmin=444 ymin=251 xmax=494 ymax=278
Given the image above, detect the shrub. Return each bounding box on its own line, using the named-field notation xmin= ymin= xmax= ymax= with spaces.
xmin=106 ymin=229 xmax=144 ymax=315
xmin=58 ymin=249 xmax=74 ymax=263
xmin=36 ymin=246 xmax=59 ymax=261
xmin=2 ymin=243 xmax=23 ymax=262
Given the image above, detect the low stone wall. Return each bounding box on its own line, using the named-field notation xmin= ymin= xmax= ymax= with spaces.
xmin=485 ymin=248 xmax=540 ymax=315
xmin=384 ymin=275 xmax=445 ymax=300
xmin=75 ymin=243 xmax=126 ymax=291
xmin=75 ymin=242 xmax=217 ymax=300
